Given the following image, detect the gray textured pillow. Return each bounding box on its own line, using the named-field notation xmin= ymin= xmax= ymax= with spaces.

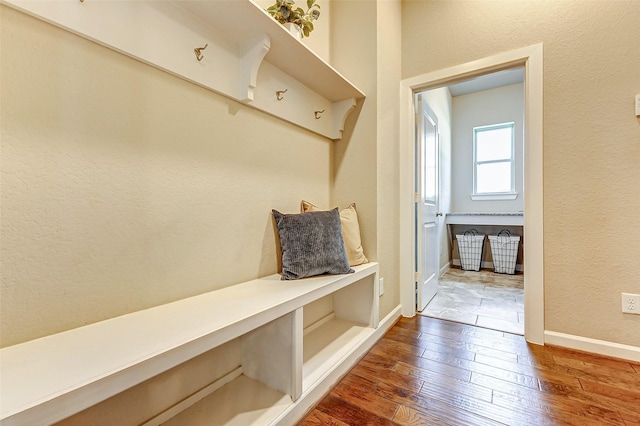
xmin=272 ymin=208 xmax=354 ymax=280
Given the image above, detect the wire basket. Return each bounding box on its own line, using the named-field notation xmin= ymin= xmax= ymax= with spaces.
xmin=488 ymin=230 xmax=520 ymax=274
xmin=455 ymin=229 xmax=485 ymax=271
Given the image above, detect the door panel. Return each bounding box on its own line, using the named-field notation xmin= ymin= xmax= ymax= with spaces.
xmin=416 ymin=95 xmax=440 ymax=312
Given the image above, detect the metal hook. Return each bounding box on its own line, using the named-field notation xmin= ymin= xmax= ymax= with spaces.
xmin=314 ymin=109 xmax=325 ymax=119
xmin=194 ymin=43 xmax=208 ymax=62
xmin=80 ymin=0 xmax=85 ymax=2
xmin=276 ymin=89 xmax=288 ymax=101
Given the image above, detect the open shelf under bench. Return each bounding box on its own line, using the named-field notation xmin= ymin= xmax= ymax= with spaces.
xmin=303 ymin=317 xmax=371 ymax=392
xmin=159 ymin=375 xmax=292 ymax=426
xmin=0 ymin=263 xmax=379 ymax=426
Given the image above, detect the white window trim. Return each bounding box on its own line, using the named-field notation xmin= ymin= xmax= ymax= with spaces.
xmin=472 ymin=122 xmax=516 ymax=198
xmin=471 ymin=192 xmax=518 ymax=201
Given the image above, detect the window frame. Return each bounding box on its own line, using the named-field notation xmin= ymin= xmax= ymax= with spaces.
xmin=472 ymin=122 xmax=517 ymax=200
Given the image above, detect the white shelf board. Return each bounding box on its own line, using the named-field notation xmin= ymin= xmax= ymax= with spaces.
xmin=445 ymin=213 xmax=524 ymax=226
xmin=0 ymin=262 xmax=378 ymax=425
xmin=175 ymin=0 xmax=364 ymax=103
xmin=161 ymin=375 xmax=292 ymax=426
xmin=302 ymin=317 xmax=372 ymax=391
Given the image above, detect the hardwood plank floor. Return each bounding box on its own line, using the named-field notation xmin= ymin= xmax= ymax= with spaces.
xmin=297 ymin=316 xmax=640 ymax=426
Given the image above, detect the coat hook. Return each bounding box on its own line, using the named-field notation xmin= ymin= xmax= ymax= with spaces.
xmin=80 ymin=0 xmax=85 ymax=2
xmin=276 ymin=89 xmax=288 ymax=101
xmin=314 ymin=109 xmax=325 ymax=119
xmin=194 ymin=43 xmax=208 ymax=62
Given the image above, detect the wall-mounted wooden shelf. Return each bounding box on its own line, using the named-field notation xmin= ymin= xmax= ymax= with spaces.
xmin=445 ymin=212 xmax=524 ymax=226
xmin=2 ymin=0 xmax=365 ymax=140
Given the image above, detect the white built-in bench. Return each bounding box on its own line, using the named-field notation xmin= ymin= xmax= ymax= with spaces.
xmin=0 ymin=262 xmax=389 ymax=426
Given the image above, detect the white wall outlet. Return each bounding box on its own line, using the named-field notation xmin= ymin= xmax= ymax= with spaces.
xmin=621 ymin=293 xmax=640 ymax=314
xmin=379 ymin=277 xmax=384 ymax=296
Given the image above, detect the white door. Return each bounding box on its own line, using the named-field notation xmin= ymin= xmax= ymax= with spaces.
xmin=416 ymin=94 xmax=440 ymax=312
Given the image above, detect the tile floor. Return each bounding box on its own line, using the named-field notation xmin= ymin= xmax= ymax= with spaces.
xmin=419 ymin=267 xmax=524 ymax=335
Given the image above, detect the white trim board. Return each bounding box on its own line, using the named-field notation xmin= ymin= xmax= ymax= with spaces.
xmin=545 ymin=331 xmax=640 ymax=363
xmin=399 ymin=43 xmax=544 ymax=345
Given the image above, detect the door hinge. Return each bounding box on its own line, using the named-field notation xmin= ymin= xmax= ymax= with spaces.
xmin=414 ymin=271 xmax=421 ymax=282
xmin=414 ymin=192 xmax=420 ymax=203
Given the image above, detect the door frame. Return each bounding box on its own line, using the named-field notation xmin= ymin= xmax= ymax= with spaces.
xmin=399 ymin=44 xmax=545 ymax=345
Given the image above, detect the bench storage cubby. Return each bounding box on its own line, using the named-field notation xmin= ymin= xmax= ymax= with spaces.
xmin=1 ymin=263 xmax=383 ymax=426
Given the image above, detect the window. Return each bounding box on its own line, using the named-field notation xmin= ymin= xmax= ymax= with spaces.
xmin=472 ymin=122 xmax=516 ymax=199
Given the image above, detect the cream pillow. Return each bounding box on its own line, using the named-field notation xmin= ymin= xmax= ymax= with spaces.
xmin=301 ymin=200 xmax=369 ymax=266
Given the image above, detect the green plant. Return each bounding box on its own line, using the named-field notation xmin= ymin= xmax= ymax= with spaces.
xmin=266 ymin=0 xmax=320 ymax=38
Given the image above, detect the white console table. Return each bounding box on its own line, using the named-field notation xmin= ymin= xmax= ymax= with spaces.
xmin=445 ymin=212 xmax=524 ymax=226
xmin=445 ymin=213 xmax=524 ymax=271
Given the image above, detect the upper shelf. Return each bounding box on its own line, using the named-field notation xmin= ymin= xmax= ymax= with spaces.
xmin=177 ymin=1 xmax=364 ymax=103
xmin=1 ymin=0 xmax=365 ymax=140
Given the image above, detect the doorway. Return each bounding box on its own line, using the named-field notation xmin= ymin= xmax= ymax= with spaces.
xmin=399 ymin=44 xmax=544 ymax=345
xmin=417 ymin=68 xmax=525 ymax=335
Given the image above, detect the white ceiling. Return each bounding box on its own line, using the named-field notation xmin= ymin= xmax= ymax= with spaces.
xmin=448 ymin=67 xmax=524 ymax=97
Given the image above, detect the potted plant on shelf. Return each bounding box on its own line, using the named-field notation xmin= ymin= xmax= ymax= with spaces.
xmin=266 ymin=0 xmax=321 ymax=39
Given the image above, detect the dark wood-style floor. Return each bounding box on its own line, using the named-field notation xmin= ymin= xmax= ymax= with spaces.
xmin=297 ymin=316 xmax=640 ymax=426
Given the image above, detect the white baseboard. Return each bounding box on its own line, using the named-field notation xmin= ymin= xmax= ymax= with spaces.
xmin=277 ymin=305 xmax=402 ymax=425
xmin=544 ymin=331 xmax=640 ymax=362
xmin=439 ymin=262 xmax=450 ymax=277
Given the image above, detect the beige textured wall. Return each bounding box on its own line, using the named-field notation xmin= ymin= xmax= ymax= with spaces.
xmin=403 ymin=0 xmax=640 ymax=347
xmin=375 ymin=0 xmax=402 ymax=317
xmin=331 ymin=0 xmax=378 ymax=265
xmin=0 ymin=6 xmax=331 ymax=347
xmin=331 ymin=0 xmax=402 ymax=319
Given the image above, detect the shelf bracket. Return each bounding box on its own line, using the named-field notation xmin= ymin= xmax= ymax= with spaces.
xmin=331 ymin=98 xmax=357 ymax=140
xmin=239 ymin=35 xmax=270 ymax=102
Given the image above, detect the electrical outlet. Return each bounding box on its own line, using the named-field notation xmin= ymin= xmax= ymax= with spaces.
xmin=379 ymin=277 xmax=384 ymax=296
xmin=621 ymin=293 xmax=640 ymax=314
